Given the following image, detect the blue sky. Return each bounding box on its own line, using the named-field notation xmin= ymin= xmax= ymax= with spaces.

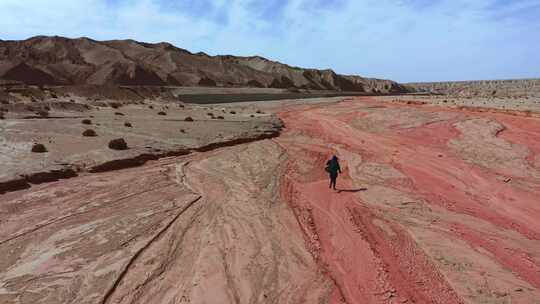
xmin=0 ymin=0 xmax=539 ymax=82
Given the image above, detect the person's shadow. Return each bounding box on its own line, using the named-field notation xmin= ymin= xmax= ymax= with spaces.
xmin=336 ymin=188 xmax=367 ymax=193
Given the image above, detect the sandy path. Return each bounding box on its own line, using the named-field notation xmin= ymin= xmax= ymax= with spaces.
xmin=276 ymin=97 xmax=540 ymax=303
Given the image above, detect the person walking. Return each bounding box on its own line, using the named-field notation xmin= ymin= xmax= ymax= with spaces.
xmin=325 ymin=155 xmax=342 ymax=190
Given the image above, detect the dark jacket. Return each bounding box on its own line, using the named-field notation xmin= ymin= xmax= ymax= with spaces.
xmin=326 ymin=156 xmax=341 ymax=177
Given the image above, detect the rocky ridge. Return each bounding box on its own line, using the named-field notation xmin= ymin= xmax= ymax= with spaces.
xmin=0 ymin=36 xmax=408 ymax=93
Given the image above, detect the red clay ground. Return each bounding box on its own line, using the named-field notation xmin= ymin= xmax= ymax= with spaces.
xmin=276 ymin=97 xmax=540 ymax=303
xmin=1 ymin=96 xmax=539 ymax=304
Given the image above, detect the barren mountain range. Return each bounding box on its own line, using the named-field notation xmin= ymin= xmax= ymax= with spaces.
xmin=0 ymin=36 xmax=407 ymax=93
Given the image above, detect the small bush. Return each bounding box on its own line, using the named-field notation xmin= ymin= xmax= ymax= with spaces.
xmin=157 ymin=111 xmax=167 ymax=116
xmin=256 ymin=110 xmax=263 ymax=114
xmin=207 ymin=113 xmax=214 ymax=117
xmin=0 ymin=113 xmax=4 ymax=120
xmin=180 ymin=129 xmax=186 ymax=133
xmin=108 ymin=138 xmax=128 ymax=150
xmin=82 ymin=129 xmax=97 ymax=137
xmin=0 ymin=99 xmax=9 ymax=105
xmin=36 ymin=110 xmax=49 ymax=117
xmin=70 ymin=99 xmax=75 ymax=103
xmin=199 ymin=77 xmax=217 ymax=87
xmin=250 ymin=114 xmax=255 ymax=118
xmin=230 ymin=111 xmax=236 ymax=114
xmin=114 ymin=112 xmax=125 ymax=116
xmin=149 ymin=105 xmax=154 ymax=109
xmin=184 ymin=117 xmax=194 ymax=122
xmin=124 ymin=122 xmax=132 ymax=128
xmin=110 ymin=102 xmax=121 ymax=109
xmin=31 ymin=143 xmax=47 ymax=153
xmin=217 ymin=116 xmax=224 ymax=120
xmin=82 ymin=119 xmax=92 ymax=125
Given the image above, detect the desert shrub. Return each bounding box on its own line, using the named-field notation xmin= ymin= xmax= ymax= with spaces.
xmin=36 ymin=110 xmax=49 ymax=117
xmin=207 ymin=113 xmax=214 ymax=117
xmin=250 ymin=114 xmax=255 ymax=118
xmin=70 ymin=99 xmax=75 ymax=103
xmin=109 ymin=102 xmax=121 ymax=109
xmin=0 ymin=113 xmax=4 ymax=119
xmin=82 ymin=119 xmax=92 ymax=125
xmin=180 ymin=129 xmax=185 ymax=133
xmin=157 ymin=111 xmax=167 ymax=116
xmin=184 ymin=117 xmax=194 ymax=122
xmin=217 ymin=116 xmax=224 ymax=120
xmin=256 ymin=110 xmax=263 ymax=114
xmin=114 ymin=112 xmax=125 ymax=116
xmin=0 ymin=99 xmax=9 ymax=105
xmin=124 ymin=122 xmax=132 ymax=127
xmin=198 ymin=77 xmax=217 ymax=87
xmin=108 ymin=138 xmax=128 ymax=150
xmin=82 ymin=129 xmax=97 ymax=137
xmin=230 ymin=111 xmax=236 ymax=114
xmin=148 ymin=105 xmax=154 ymax=109
xmin=31 ymin=143 xmax=47 ymax=153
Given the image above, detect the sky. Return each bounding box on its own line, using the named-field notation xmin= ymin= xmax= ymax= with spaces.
xmin=0 ymin=0 xmax=539 ymax=82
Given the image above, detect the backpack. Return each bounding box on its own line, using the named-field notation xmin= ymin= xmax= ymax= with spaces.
xmin=325 ymin=162 xmax=331 ymax=173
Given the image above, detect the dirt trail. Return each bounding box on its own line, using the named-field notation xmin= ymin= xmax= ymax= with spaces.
xmin=275 ymin=97 xmax=540 ymax=303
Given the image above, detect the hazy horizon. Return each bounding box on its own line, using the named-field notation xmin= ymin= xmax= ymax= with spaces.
xmin=1 ymin=0 xmax=539 ymax=83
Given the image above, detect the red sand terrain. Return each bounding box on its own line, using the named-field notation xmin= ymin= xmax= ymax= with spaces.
xmin=1 ymin=96 xmax=540 ymax=303
xmin=277 ymin=97 xmax=540 ymax=303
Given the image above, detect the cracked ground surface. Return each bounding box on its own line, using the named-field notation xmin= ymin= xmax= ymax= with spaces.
xmin=1 ymin=96 xmax=540 ymax=303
